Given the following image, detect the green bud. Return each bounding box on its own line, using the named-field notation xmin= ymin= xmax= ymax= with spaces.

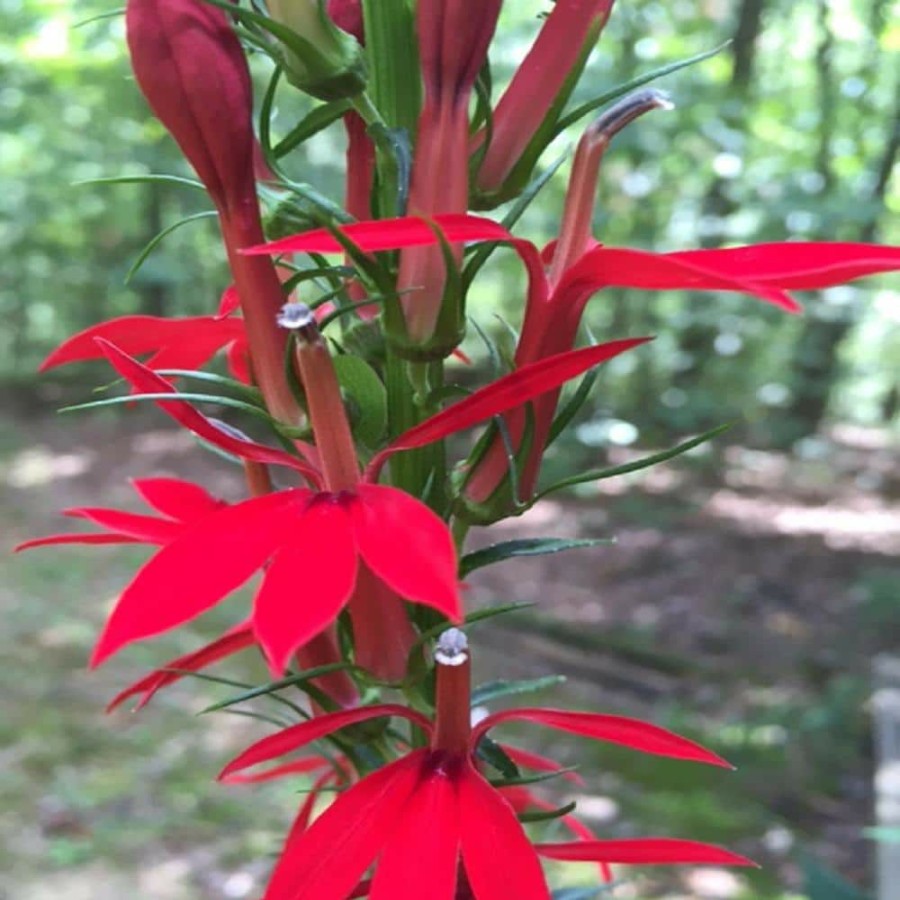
xmin=267 ymin=0 xmax=367 ymax=101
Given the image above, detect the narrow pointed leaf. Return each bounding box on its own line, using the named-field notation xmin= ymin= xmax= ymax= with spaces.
xmin=537 ymin=838 xmax=756 ymax=867
xmin=471 ymin=675 xmax=568 ymax=707
xmin=219 ymin=705 xmax=432 ymax=780
xmin=536 ymin=425 xmax=730 ymax=500
xmin=476 ymin=709 xmax=731 ymax=768
xmin=369 ymin=339 xmax=651 ymax=477
xmin=461 ymin=538 xmax=610 ymax=577
xmin=499 ymin=744 xmax=585 ymax=786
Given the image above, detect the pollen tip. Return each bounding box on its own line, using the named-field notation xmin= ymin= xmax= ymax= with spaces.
xmin=277 ymin=302 xmax=316 ymax=331
xmin=434 ymin=627 xmax=469 ymax=666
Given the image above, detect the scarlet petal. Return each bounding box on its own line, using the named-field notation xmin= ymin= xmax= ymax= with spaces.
xmin=106 ymin=621 xmax=256 ymax=712
xmin=243 ymin=213 xmax=511 ymax=256
xmin=475 ymin=708 xmax=731 ymax=768
xmin=254 ymin=499 xmax=358 ymax=676
xmin=498 ymin=743 xmax=585 ymax=786
xmin=563 ymin=246 xmax=801 ymax=312
xmin=15 ymin=533 xmax=143 ymax=551
xmin=666 ymin=241 xmax=900 ymax=290
xmin=458 ymin=764 xmax=550 ymax=900
xmin=96 ymin=340 xmax=315 ymax=478
xmin=262 ymin=752 xmax=425 ymax=900
xmin=217 ymin=284 xmax=241 ymax=318
xmin=369 ymin=761 xmax=460 ymax=900
xmin=219 ymin=705 xmax=432 ymax=781
xmin=221 ymin=755 xmax=331 ymax=785
xmin=370 ymin=338 xmax=650 ymax=475
xmin=63 ymin=507 xmax=180 ymax=544
xmin=131 ymin=477 xmax=224 ymax=521
xmin=352 ymin=485 xmax=461 ymax=621
xmin=536 ymin=837 xmax=757 ymax=867
xmin=90 ymin=492 xmax=295 ymax=667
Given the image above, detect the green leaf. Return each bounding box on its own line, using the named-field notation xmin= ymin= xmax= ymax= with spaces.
xmin=74 ymin=174 xmax=206 ymax=191
xmin=471 ymin=675 xmax=567 ymax=707
xmin=153 ymin=369 xmax=263 ymax=403
xmin=476 ymin=736 xmax=520 ymax=780
xmin=519 ymin=801 xmax=577 ymax=824
xmin=535 ymin=424 xmax=731 ymax=501
xmin=74 ymin=8 xmax=125 ymax=27
xmin=555 ymin=43 xmax=730 ymax=134
xmin=221 ymin=708 xmax=294 ymax=730
xmin=275 ymin=100 xmax=352 ymax=158
xmin=61 ymin=391 xmax=275 ymax=426
xmin=461 ymin=538 xmax=611 ymax=578
xmin=463 ymin=155 xmax=566 ymax=289
xmin=162 ymin=669 xmax=307 ymax=719
xmin=333 ymin=354 xmax=388 ymax=448
xmin=489 ymin=766 xmax=579 ymax=789
xmin=546 ymin=365 xmax=602 ymax=447
xmin=198 ymin=662 xmax=357 ymax=714
xmin=125 ymin=210 xmax=218 ymax=284
xmin=411 ymin=601 xmax=535 ymax=651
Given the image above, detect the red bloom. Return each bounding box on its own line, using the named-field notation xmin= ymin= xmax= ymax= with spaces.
xmin=40 ymin=314 xmax=250 ymax=384
xmin=221 ymin=631 xmax=750 ymax=899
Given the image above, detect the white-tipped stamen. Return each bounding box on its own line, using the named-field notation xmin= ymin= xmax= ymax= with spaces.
xmin=276 ymin=302 xmax=318 ymax=342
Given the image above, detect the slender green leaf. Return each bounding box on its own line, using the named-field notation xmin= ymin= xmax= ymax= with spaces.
xmin=535 ymin=424 xmax=730 ymax=501
xmin=489 ymin=766 xmax=579 ymax=789
xmin=471 ymin=675 xmax=567 ymax=707
xmin=461 ymin=538 xmax=611 ymax=577
xmin=61 ymin=392 xmax=275 ymax=426
xmin=519 ymin=801 xmax=577 ymax=824
xmin=555 ymin=43 xmax=730 ymax=134
xmin=75 ymin=174 xmax=205 ymax=191
xmin=546 ymin=365 xmax=602 ymax=446
xmin=476 ymin=736 xmax=520 ymax=780
xmin=275 ymin=100 xmax=352 ymax=158
xmin=125 ymin=211 xmax=218 ymax=284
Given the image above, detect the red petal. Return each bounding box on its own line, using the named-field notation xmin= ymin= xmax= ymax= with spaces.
xmin=63 ymin=507 xmax=180 ymax=544
xmin=243 ymin=213 xmax=511 ymax=256
xmin=222 ymin=755 xmax=331 ymax=785
xmin=254 ymin=499 xmax=359 ymax=676
xmin=106 ymin=620 xmax=256 ymax=712
xmin=498 ymin=743 xmax=585 ymax=785
xmin=562 ymin=246 xmax=801 ymax=312
xmin=458 ymin=764 xmax=550 ymax=900
xmin=90 ymin=491 xmax=295 ymax=667
xmin=475 ymin=708 xmax=731 ymax=768
xmin=537 ymin=837 xmax=757 ymax=867
xmin=131 ymin=477 xmax=224 ymax=522
xmin=225 ymin=336 xmax=252 ymax=384
xmin=219 ymin=705 xmax=433 ymax=781
xmin=96 ymin=339 xmax=317 ymax=480
xmin=369 ymin=760 xmax=460 ymax=900
xmin=352 ymin=485 xmax=461 ymax=621
xmin=368 ymin=338 xmax=650 ymax=477
xmin=15 ymin=533 xmax=143 ymax=551
xmin=262 ymin=752 xmax=425 ymax=900
xmin=665 ymin=241 xmax=900 ymax=290
xmin=217 ymin=284 xmax=241 ymax=318
xmin=40 ymin=315 xmax=243 ymax=372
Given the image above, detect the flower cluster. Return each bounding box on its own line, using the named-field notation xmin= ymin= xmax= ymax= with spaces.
xmin=20 ymin=0 xmax=900 ymax=896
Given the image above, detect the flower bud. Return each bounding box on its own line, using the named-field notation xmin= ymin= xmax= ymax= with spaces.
xmin=266 ymin=0 xmax=367 ymax=101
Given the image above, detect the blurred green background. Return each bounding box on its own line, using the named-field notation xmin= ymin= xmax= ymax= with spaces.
xmin=2 ymin=0 xmax=899 ymax=898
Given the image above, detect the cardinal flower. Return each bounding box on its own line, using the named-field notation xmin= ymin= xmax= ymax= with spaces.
xmin=40 ymin=313 xmax=250 ymax=384
xmin=460 ymin=91 xmax=900 ymax=518
xmin=220 ymin=630 xmax=752 ymax=899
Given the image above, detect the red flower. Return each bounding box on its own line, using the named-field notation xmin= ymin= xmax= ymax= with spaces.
xmin=16 ymin=477 xmax=225 ymax=551
xmin=40 ymin=314 xmax=250 ymax=384
xmin=221 ymin=631 xmax=751 ymax=899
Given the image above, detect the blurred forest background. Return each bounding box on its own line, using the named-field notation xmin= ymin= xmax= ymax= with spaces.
xmin=2 ymin=1 xmax=899 ymax=899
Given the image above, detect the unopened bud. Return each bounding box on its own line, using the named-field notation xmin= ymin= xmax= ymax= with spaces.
xmin=586 ymin=89 xmax=674 ymax=149
xmin=266 ymin=0 xmax=367 ymax=101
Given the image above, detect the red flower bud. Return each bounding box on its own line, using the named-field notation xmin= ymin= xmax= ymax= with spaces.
xmin=126 ymin=0 xmax=255 ymax=218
